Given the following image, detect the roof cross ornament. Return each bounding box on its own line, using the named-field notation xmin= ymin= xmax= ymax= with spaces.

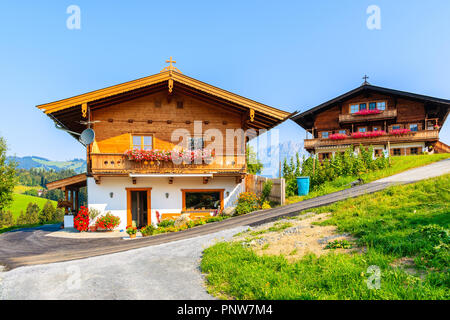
xmin=362 ymin=74 xmax=370 ymax=85
xmin=161 ymin=56 xmax=182 ymax=73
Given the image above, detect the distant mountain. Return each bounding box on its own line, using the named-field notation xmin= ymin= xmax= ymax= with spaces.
xmin=7 ymin=156 xmax=86 ymax=173
xmin=257 ymin=140 xmax=307 ymax=177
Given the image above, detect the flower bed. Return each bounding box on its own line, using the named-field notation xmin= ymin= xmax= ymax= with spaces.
xmin=353 ymin=109 xmax=381 ymax=115
xmin=350 ymin=130 xmax=386 ymax=139
xmin=390 ymin=128 xmax=411 ymax=135
xmin=124 ymin=149 xmax=214 ymax=163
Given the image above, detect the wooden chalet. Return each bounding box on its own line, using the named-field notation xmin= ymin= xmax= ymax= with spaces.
xmin=37 ymin=58 xmax=291 ymax=228
xmin=291 ymin=79 xmax=450 ymax=160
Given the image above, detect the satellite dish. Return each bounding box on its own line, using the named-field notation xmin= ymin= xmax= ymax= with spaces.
xmin=79 ymin=128 xmax=95 ymax=146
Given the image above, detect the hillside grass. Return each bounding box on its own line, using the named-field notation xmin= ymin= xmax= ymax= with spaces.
xmin=286 ymin=153 xmax=450 ymax=204
xmin=7 ymin=193 xmax=56 ymax=218
xmin=13 ymin=185 xmax=42 ymax=194
xmin=201 ymin=174 xmax=450 ymax=300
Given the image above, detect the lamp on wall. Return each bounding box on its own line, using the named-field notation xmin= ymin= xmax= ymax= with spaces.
xmin=165 ymin=193 xmax=169 ymax=199
xmin=226 ymin=191 xmax=230 ymax=197
xmin=109 ymin=192 xmax=114 ymax=198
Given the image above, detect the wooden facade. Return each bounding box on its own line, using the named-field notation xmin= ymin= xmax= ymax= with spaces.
xmin=37 ymin=63 xmax=292 ymax=180
xmin=292 ymin=83 xmax=450 ymax=157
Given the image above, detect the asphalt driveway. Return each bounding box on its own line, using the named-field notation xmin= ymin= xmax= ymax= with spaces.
xmin=0 ymin=226 xmax=246 ymax=299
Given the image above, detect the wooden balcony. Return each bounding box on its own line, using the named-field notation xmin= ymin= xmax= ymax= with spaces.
xmin=304 ymin=130 xmax=439 ymax=150
xmin=339 ymin=109 xmax=397 ymax=123
xmin=89 ymin=153 xmax=246 ymax=175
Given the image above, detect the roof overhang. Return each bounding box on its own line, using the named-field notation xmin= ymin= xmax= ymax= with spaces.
xmin=46 ymin=173 xmax=87 ymax=191
xmin=36 ymin=70 xmax=292 ymax=138
xmin=291 ymin=84 xmax=450 ymax=130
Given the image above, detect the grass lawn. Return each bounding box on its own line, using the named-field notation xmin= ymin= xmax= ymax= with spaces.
xmin=13 ymin=185 xmax=42 ymax=194
xmin=7 ymin=193 xmax=56 ymax=219
xmin=286 ymin=153 xmax=450 ymax=204
xmin=201 ymin=174 xmax=450 ymax=300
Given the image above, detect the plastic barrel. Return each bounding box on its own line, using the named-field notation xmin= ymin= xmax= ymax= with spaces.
xmin=296 ymin=176 xmax=310 ymax=196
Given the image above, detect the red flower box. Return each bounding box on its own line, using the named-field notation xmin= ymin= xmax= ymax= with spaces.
xmin=354 ymin=109 xmax=381 ymax=116
xmin=390 ymin=128 xmax=411 ymax=135
xmin=351 ymin=131 xmax=386 ymax=139
xmin=329 ymin=133 xmax=348 ymax=140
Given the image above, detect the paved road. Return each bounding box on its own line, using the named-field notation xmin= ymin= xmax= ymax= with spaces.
xmin=1 ymin=158 xmax=449 ymax=270
xmin=0 ymin=227 xmax=246 ymax=299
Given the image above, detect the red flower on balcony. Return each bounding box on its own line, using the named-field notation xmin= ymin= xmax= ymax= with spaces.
xmin=124 ymin=149 xmax=215 ymax=163
xmin=329 ymin=133 xmax=348 ymax=140
xmin=351 ymin=130 xmax=386 ymax=139
xmin=354 ymin=109 xmax=381 ymax=116
xmin=390 ymin=128 xmax=411 ymax=135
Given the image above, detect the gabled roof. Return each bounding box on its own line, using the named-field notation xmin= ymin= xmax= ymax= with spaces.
xmin=291 ymin=84 xmax=450 ymax=129
xmin=37 ymin=70 xmax=291 ymax=122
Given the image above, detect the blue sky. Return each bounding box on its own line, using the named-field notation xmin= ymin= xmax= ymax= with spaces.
xmin=1 ymin=0 xmax=449 ymax=161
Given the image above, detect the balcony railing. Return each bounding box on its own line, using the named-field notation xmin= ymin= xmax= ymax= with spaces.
xmin=339 ymin=109 xmax=397 ymax=123
xmin=304 ymin=129 xmax=439 ymax=149
xmin=90 ymin=153 xmax=246 ymax=175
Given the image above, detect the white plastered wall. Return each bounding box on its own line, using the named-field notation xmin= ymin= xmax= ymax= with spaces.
xmin=87 ymin=176 xmax=240 ymax=230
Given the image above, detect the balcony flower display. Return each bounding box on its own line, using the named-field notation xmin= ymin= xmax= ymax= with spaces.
xmin=351 ymin=130 xmax=386 ymax=139
xmin=329 ymin=133 xmax=348 ymax=140
xmin=124 ymin=149 xmax=215 ymax=164
xmin=354 ymin=109 xmax=382 ymax=116
xmin=390 ymin=128 xmax=411 ymax=135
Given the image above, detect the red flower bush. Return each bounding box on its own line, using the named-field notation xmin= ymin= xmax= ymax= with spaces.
xmin=354 ymin=109 xmax=381 ymax=116
xmin=96 ymin=213 xmax=121 ymax=231
xmin=329 ymin=133 xmax=348 ymax=140
xmin=390 ymin=128 xmax=411 ymax=135
xmin=74 ymin=206 xmax=90 ymax=232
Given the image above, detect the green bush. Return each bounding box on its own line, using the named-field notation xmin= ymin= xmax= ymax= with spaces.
xmin=158 ymin=219 xmax=175 ymax=228
xmin=260 ymin=180 xmax=273 ymax=205
xmin=141 ymin=224 xmax=156 ymax=236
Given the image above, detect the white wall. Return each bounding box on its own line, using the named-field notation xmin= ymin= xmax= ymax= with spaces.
xmin=87 ymin=176 xmax=239 ymax=230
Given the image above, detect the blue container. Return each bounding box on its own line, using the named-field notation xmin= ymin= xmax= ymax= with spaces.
xmin=296 ymin=176 xmax=310 ymax=196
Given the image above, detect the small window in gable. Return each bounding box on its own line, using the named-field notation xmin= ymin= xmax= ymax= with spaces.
xmin=359 ymin=103 xmax=367 ymax=111
xmin=369 ymin=102 xmax=377 ymax=110
xmin=350 ymin=105 xmax=359 ymax=113
xmin=132 ymin=135 xmax=153 ymax=150
xmin=410 ymin=124 xmax=418 ymax=132
xmin=321 ymin=131 xmax=329 ymax=139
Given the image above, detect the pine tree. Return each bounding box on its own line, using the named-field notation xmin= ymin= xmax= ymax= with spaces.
xmin=25 ymin=203 xmax=40 ymax=224
xmin=39 ymin=201 xmax=55 ymax=224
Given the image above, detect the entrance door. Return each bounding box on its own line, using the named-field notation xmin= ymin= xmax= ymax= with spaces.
xmin=127 ymin=188 xmax=151 ymax=228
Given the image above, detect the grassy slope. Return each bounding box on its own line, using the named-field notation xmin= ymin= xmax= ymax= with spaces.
xmin=8 ymin=193 xmax=56 ymax=218
xmin=286 ymin=153 xmax=450 ymax=204
xmin=201 ymin=174 xmax=450 ymax=300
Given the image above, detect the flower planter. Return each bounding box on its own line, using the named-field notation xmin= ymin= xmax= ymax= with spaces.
xmin=129 ymin=234 xmax=136 ymax=239
xmin=89 ymin=225 xmax=98 ymax=232
xmin=63 ymin=215 xmax=74 ymax=228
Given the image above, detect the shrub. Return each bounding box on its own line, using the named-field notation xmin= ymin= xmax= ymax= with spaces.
xmin=260 ymin=180 xmax=273 ymax=205
xmin=74 ymin=206 xmax=90 ymax=232
xmin=39 ymin=200 xmax=55 ymax=224
xmin=158 ymin=219 xmax=175 ymax=228
xmin=96 ymin=212 xmax=120 ymax=230
xmin=235 ymin=192 xmax=260 ymax=215
xmin=261 ymin=201 xmax=271 ymax=210
xmin=89 ymin=208 xmax=101 ymax=222
xmin=141 ymin=224 xmax=156 ymax=236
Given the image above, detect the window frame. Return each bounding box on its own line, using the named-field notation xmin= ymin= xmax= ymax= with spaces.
xmin=409 ymin=124 xmax=419 ymax=132
xmin=181 ymin=189 xmax=224 ymax=212
xmin=131 ymin=134 xmax=154 ymax=150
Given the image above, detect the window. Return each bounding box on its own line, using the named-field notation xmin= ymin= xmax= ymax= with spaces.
xmin=321 ymin=153 xmax=331 ymax=160
xmin=374 ymin=149 xmax=383 ymax=157
xmin=393 ymin=148 xmax=401 ymax=156
xmin=359 ymin=103 xmax=367 ymax=111
xmin=184 ymin=190 xmax=222 ymax=211
xmin=392 ymin=125 xmax=401 ymax=130
xmin=350 ymin=104 xmax=359 ymax=114
xmin=321 ymin=132 xmax=329 ymax=139
xmin=369 ymin=102 xmax=377 ymax=110
xmin=410 ymin=124 xmax=419 ymax=132
xmin=377 ymin=101 xmax=386 ymax=110
xmin=187 ymin=137 xmax=205 ymax=150
xmin=410 ymin=147 xmax=419 ymax=155
xmin=132 ymin=135 xmax=153 ymax=150
xmin=339 ymin=130 xmax=346 ymax=134
xmin=358 ymin=127 xmax=367 ymax=133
